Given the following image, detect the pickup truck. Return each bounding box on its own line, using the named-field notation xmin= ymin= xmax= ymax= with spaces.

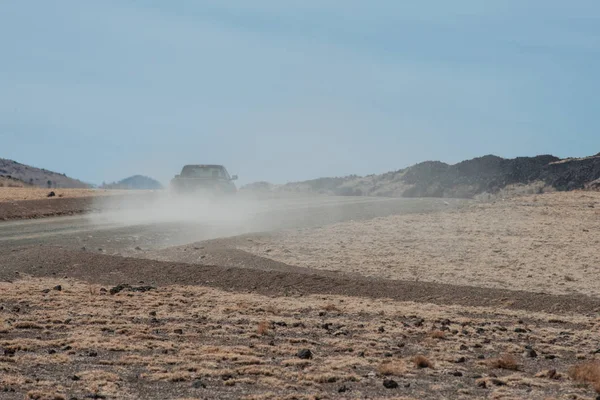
xmin=170 ymin=165 xmax=238 ymax=195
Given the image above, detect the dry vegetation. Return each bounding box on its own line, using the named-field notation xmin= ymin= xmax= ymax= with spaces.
xmin=238 ymin=191 xmax=600 ymax=297
xmin=0 ymin=188 xmax=133 ymax=202
xmin=2 ymin=277 xmax=600 ymax=399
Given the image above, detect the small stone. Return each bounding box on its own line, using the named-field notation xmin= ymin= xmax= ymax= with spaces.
xmin=42 ymin=289 xmax=50 ymax=294
xmin=477 ymin=354 xmax=485 ymax=360
xmin=453 ymin=371 xmax=463 ymax=377
xmin=514 ymin=327 xmax=527 ymax=333
xmin=48 ymin=349 xmax=56 ymax=354
xmin=459 ymin=344 xmax=468 ymax=351
xmin=47 ymin=191 xmax=56 ymax=197
xmin=524 ymin=348 xmax=537 ymax=358
xmin=88 ymin=351 xmax=98 ymax=357
xmin=545 ymin=354 xmax=557 ymax=360
xmin=338 ymin=385 xmax=348 ymax=393
xmin=455 ymin=356 xmax=466 ymax=363
xmin=378 ymin=326 xmax=385 ymax=333
xmin=192 ymin=380 xmax=206 ymax=389
xmin=174 ymin=329 xmax=183 ymax=335
xmin=53 ymin=285 xmax=62 ymax=291
xmin=383 ymin=379 xmax=398 ymax=389
xmin=71 ymin=375 xmax=80 ymax=381
xmin=297 ymin=349 xmax=313 ymax=359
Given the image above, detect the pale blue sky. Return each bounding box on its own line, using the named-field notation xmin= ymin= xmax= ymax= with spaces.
xmin=1 ymin=1 xmax=599 ymax=185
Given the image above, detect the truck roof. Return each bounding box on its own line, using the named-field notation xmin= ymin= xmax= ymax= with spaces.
xmin=183 ymin=164 xmax=225 ymax=168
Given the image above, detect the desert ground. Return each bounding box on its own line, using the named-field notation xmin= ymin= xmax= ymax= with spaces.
xmin=1 ymin=190 xmax=600 ymax=399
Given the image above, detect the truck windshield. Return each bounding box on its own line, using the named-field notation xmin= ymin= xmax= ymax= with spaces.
xmin=181 ymin=166 xmax=229 ymax=179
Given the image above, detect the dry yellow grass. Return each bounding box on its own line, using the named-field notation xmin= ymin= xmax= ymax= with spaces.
xmin=1 ymin=276 xmax=599 ymax=399
xmin=569 ymin=362 xmax=600 ymax=393
xmin=0 ymin=187 xmax=137 ymax=201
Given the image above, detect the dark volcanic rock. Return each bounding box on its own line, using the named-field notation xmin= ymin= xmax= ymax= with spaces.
xmin=297 ymin=349 xmax=313 ymax=359
xmin=383 ymin=379 xmax=399 ymax=389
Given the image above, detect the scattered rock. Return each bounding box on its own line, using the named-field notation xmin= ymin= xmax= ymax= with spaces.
xmin=109 ymin=284 xmax=155 ymax=295
xmin=524 ymin=348 xmax=537 ymax=358
xmin=338 ymin=385 xmax=349 ymax=393
xmin=71 ymin=375 xmax=80 ymax=381
xmin=383 ymin=379 xmax=399 ymax=389
xmin=453 ymin=371 xmax=463 ymax=377
xmin=192 ymin=380 xmax=206 ymax=389
xmin=134 ymin=246 xmax=142 ymax=251
xmin=47 ymin=191 xmax=56 ymax=197
xmin=174 ymin=329 xmax=183 ymax=335
xmin=455 ymin=357 xmax=466 ymax=363
xmin=297 ymin=349 xmax=313 ymax=360
xmin=41 ymin=289 xmax=51 ymax=294
xmin=53 ymin=285 xmax=62 ymax=291
xmin=514 ymin=327 xmax=527 ymax=333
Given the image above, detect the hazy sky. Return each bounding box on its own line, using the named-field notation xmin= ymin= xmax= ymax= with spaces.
xmin=1 ymin=1 xmax=599 ymax=185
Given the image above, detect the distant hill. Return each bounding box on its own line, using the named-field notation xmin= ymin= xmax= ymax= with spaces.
xmin=242 ymin=153 xmax=600 ymax=199
xmin=0 ymin=158 xmax=90 ymax=188
xmin=101 ymin=175 xmax=163 ymax=190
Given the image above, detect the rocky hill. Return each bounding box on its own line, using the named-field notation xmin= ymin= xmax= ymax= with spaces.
xmin=101 ymin=175 xmax=163 ymax=190
xmin=242 ymin=153 xmax=600 ymax=199
xmin=0 ymin=159 xmax=90 ymax=188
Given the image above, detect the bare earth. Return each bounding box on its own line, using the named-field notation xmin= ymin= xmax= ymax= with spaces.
xmin=2 ymin=191 xmax=600 ymax=399
xmin=238 ymin=192 xmax=600 ymax=297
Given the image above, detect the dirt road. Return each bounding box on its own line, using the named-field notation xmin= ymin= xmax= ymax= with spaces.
xmin=0 ymin=196 xmax=462 ymax=251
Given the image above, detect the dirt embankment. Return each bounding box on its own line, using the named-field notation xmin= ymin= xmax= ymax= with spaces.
xmin=0 ymin=189 xmax=159 ymax=221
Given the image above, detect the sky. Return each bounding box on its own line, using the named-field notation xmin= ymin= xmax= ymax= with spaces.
xmin=1 ymin=1 xmax=599 ymax=185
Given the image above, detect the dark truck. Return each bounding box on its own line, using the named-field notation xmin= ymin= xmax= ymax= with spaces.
xmin=170 ymin=165 xmax=238 ymax=195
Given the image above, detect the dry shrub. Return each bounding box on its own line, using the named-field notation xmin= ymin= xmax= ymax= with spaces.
xmin=569 ymin=362 xmax=600 ymax=393
xmin=14 ymin=322 xmax=44 ymax=330
xmin=428 ymin=330 xmax=446 ymax=340
xmin=413 ymin=355 xmax=434 ymax=369
xmin=322 ymin=304 xmax=340 ymax=312
xmin=257 ymin=321 xmax=271 ymax=336
xmin=489 ymin=354 xmax=519 ymax=371
xmin=377 ymin=361 xmax=406 ymax=376
xmin=26 ymin=391 xmax=66 ymax=400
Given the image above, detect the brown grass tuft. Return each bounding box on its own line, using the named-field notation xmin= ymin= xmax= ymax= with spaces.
xmin=257 ymin=321 xmax=271 ymax=336
xmin=322 ymin=304 xmax=340 ymax=312
xmin=377 ymin=361 xmax=407 ymax=376
xmin=569 ymin=362 xmax=600 ymax=393
xmin=26 ymin=391 xmax=66 ymax=400
xmin=413 ymin=355 xmax=434 ymax=369
xmin=489 ymin=354 xmax=519 ymax=371
xmin=428 ymin=330 xmax=446 ymax=340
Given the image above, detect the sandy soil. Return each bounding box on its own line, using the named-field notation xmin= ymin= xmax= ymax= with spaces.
xmin=2 ymin=277 xmax=600 ymax=400
xmin=0 ymin=188 xmax=135 ymax=202
xmin=237 ymin=191 xmax=600 ymax=297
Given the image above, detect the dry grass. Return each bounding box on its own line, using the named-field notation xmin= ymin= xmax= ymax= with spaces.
xmin=569 ymin=362 xmax=600 ymax=393
xmin=0 ymin=187 xmax=139 ymax=202
xmin=1 ymin=276 xmax=599 ymax=399
xmin=413 ymin=355 xmax=434 ymax=369
xmin=489 ymin=354 xmax=519 ymax=371
xmin=428 ymin=330 xmax=446 ymax=340
xmin=377 ymin=361 xmax=407 ymax=376
xmin=257 ymin=320 xmax=271 ymax=336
